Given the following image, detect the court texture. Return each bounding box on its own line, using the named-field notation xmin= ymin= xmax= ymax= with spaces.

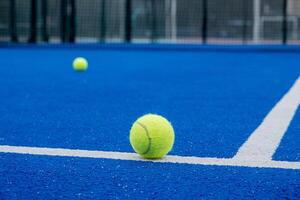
xmin=0 ymin=44 xmax=299 ymax=199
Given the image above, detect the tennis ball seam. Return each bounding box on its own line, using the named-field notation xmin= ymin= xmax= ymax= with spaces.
xmin=136 ymin=121 xmax=152 ymax=155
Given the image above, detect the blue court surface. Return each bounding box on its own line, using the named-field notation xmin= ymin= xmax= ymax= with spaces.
xmin=0 ymin=44 xmax=299 ymax=199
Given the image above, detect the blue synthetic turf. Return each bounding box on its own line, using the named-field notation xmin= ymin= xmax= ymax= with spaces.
xmin=0 ymin=47 xmax=299 ymax=158
xmin=0 ymin=45 xmax=300 ymax=199
xmin=0 ymin=154 xmax=299 ymax=199
xmin=273 ymin=107 xmax=300 ymax=162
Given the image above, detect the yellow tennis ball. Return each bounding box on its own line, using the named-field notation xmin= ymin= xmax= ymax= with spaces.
xmin=73 ymin=57 xmax=88 ymax=71
xmin=130 ymin=114 xmax=175 ymax=159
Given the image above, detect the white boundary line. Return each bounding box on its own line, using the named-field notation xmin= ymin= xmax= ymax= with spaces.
xmin=234 ymin=77 xmax=300 ymax=161
xmin=0 ymin=78 xmax=299 ymax=170
xmin=0 ymin=145 xmax=299 ymax=169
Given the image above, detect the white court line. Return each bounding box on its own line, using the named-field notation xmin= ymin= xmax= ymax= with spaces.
xmin=0 ymin=145 xmax=299 ymax=170
xmin=234 ymin=77 xmax=300 ymax=161
xmin=1 ymin=78 xmax=299 ymax=170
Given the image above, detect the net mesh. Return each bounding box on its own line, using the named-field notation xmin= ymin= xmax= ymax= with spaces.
xmin=0 ymin=0 xmax=299 ymax=44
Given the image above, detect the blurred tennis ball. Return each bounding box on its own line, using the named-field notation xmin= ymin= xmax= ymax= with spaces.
xmin=73 ymin=57 xmax=88 ymax=72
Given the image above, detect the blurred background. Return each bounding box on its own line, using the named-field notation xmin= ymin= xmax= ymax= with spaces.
xmin=0 ymin=0 xmax=299 ymax=45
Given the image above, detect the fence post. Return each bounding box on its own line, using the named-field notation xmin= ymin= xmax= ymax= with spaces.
xmin=9 ymin=0 xmax=17 ymax=42
xmin=282 ymin=0 xmax=287 ymax=44
xmin=202 ymin=0 xmax=207 ymax=44
xmin=125 ymin=0 xmax=132 ymax=42
xmin=41 ymin=0 xmax=49 ymax=42
xmin=28 ymin=0 xmax=37 ymax=43
xmin=100 ymin=0 xmax=106 ymax=42
xmin=69 ymin=0 xmax=76 ymax=43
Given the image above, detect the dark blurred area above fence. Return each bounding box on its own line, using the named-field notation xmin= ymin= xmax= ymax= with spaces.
xmin=0 ymin=0 xmax=299 ymax=45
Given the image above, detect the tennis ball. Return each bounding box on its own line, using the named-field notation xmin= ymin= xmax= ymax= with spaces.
xmin=73 ymin=57 xmax=88 ymax=71
xmin=129 ymin=114 xmax=175 ymax=159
